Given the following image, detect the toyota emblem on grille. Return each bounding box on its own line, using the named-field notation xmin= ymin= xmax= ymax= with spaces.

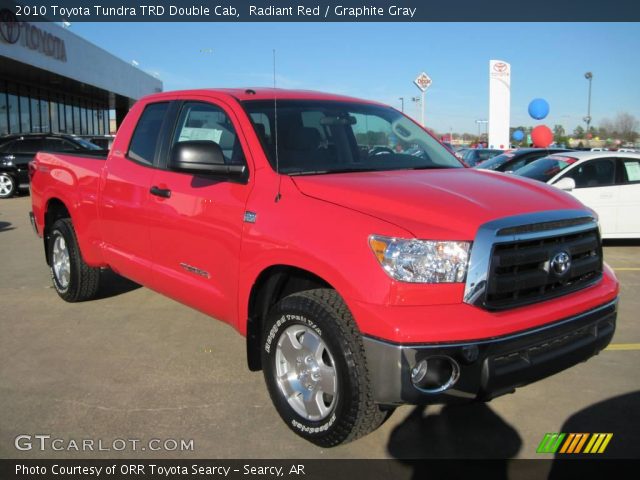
xmin=550 ymin=251 xmax=571 ymax=276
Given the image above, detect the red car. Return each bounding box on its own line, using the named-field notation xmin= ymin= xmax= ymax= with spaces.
xmin=29 ymin=89 xmax=618 ymax=446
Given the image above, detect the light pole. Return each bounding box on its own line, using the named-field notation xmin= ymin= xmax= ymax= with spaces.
xmin=475 ymin=119 xmax=488 ymax=144
xmin=584 ymin=72 xmax=593 ymax=135
xmin=399 ymin=97 xmax=404 ymax=113
xmin=411 ymin=96 xmax=421 ymax=123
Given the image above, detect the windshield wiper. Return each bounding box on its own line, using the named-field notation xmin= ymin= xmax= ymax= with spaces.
xmin=288 ymin=166 xmax=453 ymax=176
xmin=288 ymin=168 xmax=373 ymax=176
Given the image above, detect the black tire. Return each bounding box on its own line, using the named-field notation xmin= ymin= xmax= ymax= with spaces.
xmin=262 ymin=288 xmax=389 ymax=447
xmin=48 ymin=218 xmax=100 ymax=302
xmin=0 ymin=172 xmax=16 ymax=199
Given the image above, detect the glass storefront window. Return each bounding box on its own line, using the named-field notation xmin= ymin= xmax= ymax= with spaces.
xmin=0 ymin=93 xmax=7 ymax=135
xmin=40 ymin=99 xmax=50 ymax=132
xmin=65 ymin=104 xmax=73 ymax=133
xmin=80 ymin=107 xmax=87 ymax=134
xmin=57 ymin=101 xmax=65 ymax=132
xmin=97 ymin=110 xmax=104 ymax=135
xmin=8 ymin=94 xmax=19 ymax=134
xmin=51 ymin=101 xmax=59 ymax=132
xmin=92 ymin=109 xmax=99 ymax=135
xmin=20 ymin=96 xmax=30 ymax=132
xmin=31 ymin=97 xmax=41 ymax=133
xmin=73 ymin=105 xmax=80 ymax=134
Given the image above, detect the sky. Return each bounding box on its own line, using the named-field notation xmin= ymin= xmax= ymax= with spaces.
xmin=69 ymin=22 xmax=640 ymax=134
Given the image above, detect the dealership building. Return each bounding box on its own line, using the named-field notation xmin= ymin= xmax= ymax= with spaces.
xmin=0 ymin=11 xmax=162 ymax=137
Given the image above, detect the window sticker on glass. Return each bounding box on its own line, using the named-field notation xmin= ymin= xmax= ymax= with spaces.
xmin=624 ymin=161 xmax=640 ymax=181
xmin=178 ymin=127 xmax=223 ymax=143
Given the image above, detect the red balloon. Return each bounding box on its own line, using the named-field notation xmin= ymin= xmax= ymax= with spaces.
xmin=531 ymin=125 xmax=553 ymax=147
xmin=586 ymin=133 xmax=593 ymax=139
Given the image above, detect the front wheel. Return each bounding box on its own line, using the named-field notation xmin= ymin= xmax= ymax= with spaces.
xmin=48 ymin=218 xmax=100 ymax=302
xmin=0 ymin=173 xmax=16 ymax=198
xmin=262 ymin=289 xmax=389 ymax=447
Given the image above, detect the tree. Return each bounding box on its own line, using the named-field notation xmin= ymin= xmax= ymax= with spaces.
xmin=573 ymin=125 xmax=585 ymax=139
xmin=613 ymin=112 xmax=639 ymax=143
xmin=597 ymin=112 xmax=638 ymax=143
xmin=553 ymin=124 xmax=567 ymax=145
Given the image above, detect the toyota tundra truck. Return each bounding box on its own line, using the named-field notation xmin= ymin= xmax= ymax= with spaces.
xmin=29 ymin=89 xmax=619 ymax=446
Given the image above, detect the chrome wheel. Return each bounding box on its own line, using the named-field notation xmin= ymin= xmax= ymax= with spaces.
xmin=274 ymin=324 xmax=337 ymax=421
xmin=52 ymin=234 xmax=71 ymax=289
xmin=0 ymin=174 xmax=14 ymax=197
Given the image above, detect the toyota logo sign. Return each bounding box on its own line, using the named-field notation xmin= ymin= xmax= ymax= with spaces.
xmin=0 ymin=9 xmax=20 ymax=44
xmin=493 ymin=62 xmax=508 ymax=73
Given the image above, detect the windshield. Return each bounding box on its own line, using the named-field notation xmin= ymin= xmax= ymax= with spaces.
xmin=475 ymin=152 xmax=515 ymax=170
xmin=515 ymin=155 xmax=578 ymax=182
xmin=73 ymin=137 xmax=102 ymax=150
xmin=242 ymin=100 xmax=462 ymax=175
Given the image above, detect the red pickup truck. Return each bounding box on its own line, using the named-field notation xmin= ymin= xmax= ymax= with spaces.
xmin=29 ymin=89 xmax=618 ymax=446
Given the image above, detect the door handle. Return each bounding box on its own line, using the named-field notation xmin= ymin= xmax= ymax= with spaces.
xmin=150 ymin=186 xmax=171 ymax=198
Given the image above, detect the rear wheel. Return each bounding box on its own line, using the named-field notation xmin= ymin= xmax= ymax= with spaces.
xmin=0 ymin=173 xmax=16 ymax=198
xmin=262 ymin=289 xmax=390 ymax=447
xmin=48 ymin=218 xmax=100 ymax=302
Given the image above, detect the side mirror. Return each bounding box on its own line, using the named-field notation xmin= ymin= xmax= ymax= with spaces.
xmin=553 ymin=177 xmax=576 ymax=191
xmin=170 ymin=141 xmax=246 ymax=176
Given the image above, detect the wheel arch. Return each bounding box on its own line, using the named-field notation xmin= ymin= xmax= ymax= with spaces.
xmin=245 ymin=264 xmax=334 ymax=371
xmin=43 ymin=197 xmax=72 ymax=265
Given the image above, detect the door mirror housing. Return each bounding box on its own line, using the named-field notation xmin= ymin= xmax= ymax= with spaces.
xmin=553 ymin=177 xmax=576 ymax=191
xmin=170 ymin=141 xmax=246 ymax=176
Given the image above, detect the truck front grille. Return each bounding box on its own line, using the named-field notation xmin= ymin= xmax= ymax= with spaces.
xmin=485 ymin=228 xmax=602 ymax=310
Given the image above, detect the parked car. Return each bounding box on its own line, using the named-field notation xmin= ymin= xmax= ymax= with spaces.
xmin=0 ymin=133 xmax=103 ymax=198
xmin=29 ymin=88 xmax=618 ymax=446
xmin=515 ymin=151 xmax=640 ymax=239
xmin=475 ymin=148 xmax=572 ymax=173
xmin=458 ymin=148 xmax=503 ymax=167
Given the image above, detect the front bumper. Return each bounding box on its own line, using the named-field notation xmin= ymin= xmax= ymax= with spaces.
xmin=363 ymin=299 xmax=617 ymax=405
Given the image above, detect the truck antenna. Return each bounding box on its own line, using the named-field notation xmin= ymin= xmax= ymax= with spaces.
xmin=273 ymin=49 xmax=282 ymax=203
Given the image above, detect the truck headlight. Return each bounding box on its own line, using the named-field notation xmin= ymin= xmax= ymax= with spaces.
xmin=369 ymin=235 xmax=471 ymax=283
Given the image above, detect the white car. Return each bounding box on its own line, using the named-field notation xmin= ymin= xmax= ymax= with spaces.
xmin=515 ymin=151 xmax=640 ymax=239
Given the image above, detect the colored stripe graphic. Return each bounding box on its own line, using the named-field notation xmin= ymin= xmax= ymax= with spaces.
xmin=536 ymin=433 xmax=565 ymax=453
xmin=537 ymin=433 xmax=613 ymax=454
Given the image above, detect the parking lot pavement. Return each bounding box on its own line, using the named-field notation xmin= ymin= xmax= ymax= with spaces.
xmin=1 ymin=195 xmax=639 ymax=460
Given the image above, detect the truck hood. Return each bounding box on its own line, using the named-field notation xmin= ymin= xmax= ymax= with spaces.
xmin=291 ymin=168 xmax=587 ymax=239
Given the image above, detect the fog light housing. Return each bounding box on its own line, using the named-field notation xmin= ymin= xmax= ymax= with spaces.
xmin=410 ymin=356 xmax=460 ymax=393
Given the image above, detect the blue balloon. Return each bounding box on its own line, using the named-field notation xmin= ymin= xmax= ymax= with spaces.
xmin=512 ymin=129 xmax=524 ymax=141
xmin=528 ymin=98 xmax=550 ymax=120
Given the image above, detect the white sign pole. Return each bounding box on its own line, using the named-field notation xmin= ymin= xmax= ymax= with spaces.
xmin=414 ymin=72 xmax=431 ymax=127
xmin=488 ymin=60 xmax=511 ymax=149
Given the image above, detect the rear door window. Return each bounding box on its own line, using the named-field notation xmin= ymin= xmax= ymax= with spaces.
xmin=621 ymin=159 xmax=640 ymax=183
xmin=13 ymin=138 xmax=44 ymax=154
xmin=561 ymin=158 xmax=616 ymax=188
xmin=45 ymin=138 xmax=80 ymax=152
xmin=128 ymin=102 xmax=169 ymax=165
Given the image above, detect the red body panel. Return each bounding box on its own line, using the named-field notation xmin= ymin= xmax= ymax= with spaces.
xmin=30 ymin=88 xmax=619 ymax=346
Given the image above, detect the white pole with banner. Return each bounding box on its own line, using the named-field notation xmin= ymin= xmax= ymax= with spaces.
xmin=488 ymin=60 xmax=511 ymax=149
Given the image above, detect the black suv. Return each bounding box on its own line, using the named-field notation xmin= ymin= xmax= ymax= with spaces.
xmin=0 ymin=134 xmax=103 ymax=198
xmin=474 ymin=148 xmax=573 ymax=173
